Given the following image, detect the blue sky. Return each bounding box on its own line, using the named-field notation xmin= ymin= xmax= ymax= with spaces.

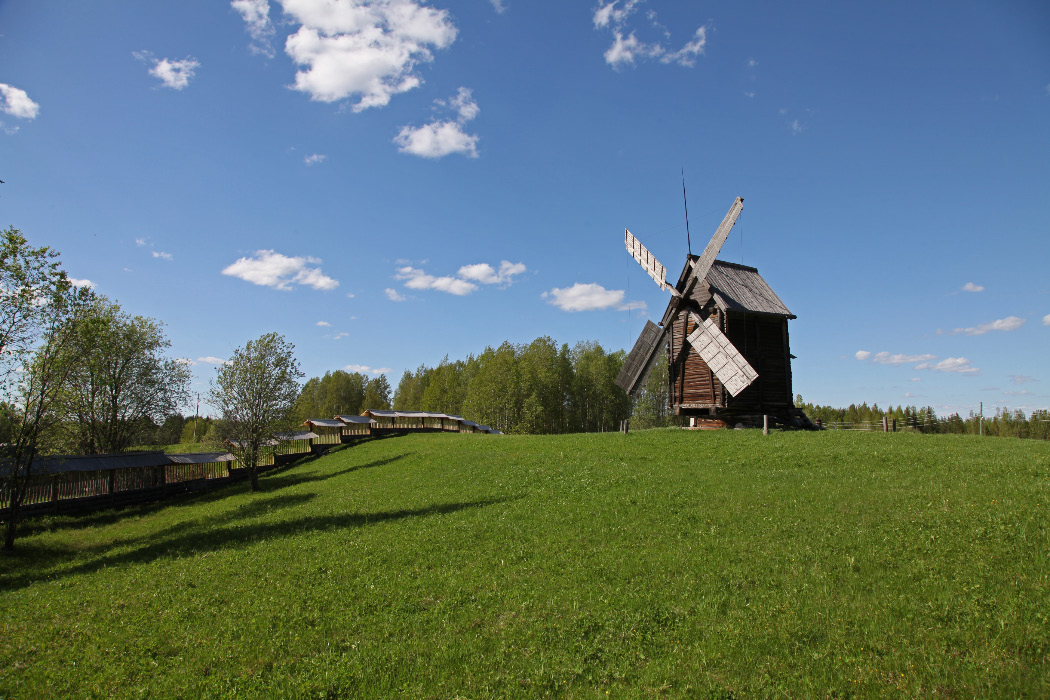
xmin=1 ymin=0 xmax=1048 ymax=417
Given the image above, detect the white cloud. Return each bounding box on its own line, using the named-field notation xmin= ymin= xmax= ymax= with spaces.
xmin=457 ymin=260 xmax=525 ymax=285
xmin=593 ymin=2 xmax=706 ymax=69
xmin=135 ymin=238 xmax=147 ymax=247
xmin=316 ymin=320 xmax=332 ymax=327
xmin=0 ymin=83 xmax=40 ymax=119
xmin=855 ymin=350 xmax=872 ymax=361
xmin=221 ymin=249 xmax=339 ymax=291
xmin=395 ymin=87 xmax=479 ymax=159
xmin=152 ymin=251 xmax=173 ymax=261
xmin=395 ymin=120 xmax=478 ymax=158
xmin=543 ymin=283 xmax=637 ymax=312
xmin=790 ymin=119 xmax=803 ymax=135
xmin=135 ymin=52 xmax=200 ymax=90
xmin=489 ymin=0 xmax=507 ymax=13
xmin=344 ymin=364 xmax=391 ymax=374
xmin=915 ymin=357 xmax=980 ymax=375
xmin=231 ymin=0 xmax=276 ymax=57
xmin=395 ymin=266 xmax=476 ymax=295
xmin=962 ymin=282 xmax=984 ymax=292
xmin=175 ymin=358 xmax=197 ymax=366
xmin=1011 ymin=375 xmax=1035 ymax=384
xmin=1043 ymin=313 xmax=1050 ymax=326
xmin=333 ymin=331 xmax=349 ymax=340
xmin=281 ymin=0 xmax=457 ymax=111
xmin=385 ymin=287 xmax=406 ymax=302
xmin=68 ymin=278 xmax=95 ymax=289
xmin=304 ymin=153 xmax=327 ymax=165
xmin=346 ymin=292 xmax=356 ymax=298
xmin=197 ymin=356 xmax=229 ymax=365
xmin=950 ymin=315 xmax=1026 ymax=336
xmin=871 ymin=352 xmax=936 ymax=365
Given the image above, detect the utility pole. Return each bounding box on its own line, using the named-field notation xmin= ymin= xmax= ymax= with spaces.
xmin=192 ymin=393 xmax=200 ymax=442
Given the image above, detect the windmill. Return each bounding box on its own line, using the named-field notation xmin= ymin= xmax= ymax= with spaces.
xmin=616 ymin=197 xmax=811 ymax=428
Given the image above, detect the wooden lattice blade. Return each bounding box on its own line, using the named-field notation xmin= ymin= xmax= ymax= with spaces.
xmin=615 ymin=320 xmax=667 ymax=395
xmin=685 ymin=313 xmax=758 ymax=397
xmin=688 ymin=197 xmax=744 ymax=288
xmin=625 ymin=229 xmax=669 ymax=292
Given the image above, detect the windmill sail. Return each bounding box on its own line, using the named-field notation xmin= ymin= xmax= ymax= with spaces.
xmin=625 ymin=229 xmax=669 ymax=292
xmin=686 ymin=197 xmax=744 ymax=289
xmin=685 ymin=313 xmax=758 ymax=397
xmin=615 ymin=320 xmax=666 ymax=395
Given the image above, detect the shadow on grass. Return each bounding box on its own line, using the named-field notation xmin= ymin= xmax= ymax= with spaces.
xmin=1 ymin=495 xmax=520 ymax=591
xmin=263 ymin=453 xmax=409 ymax=492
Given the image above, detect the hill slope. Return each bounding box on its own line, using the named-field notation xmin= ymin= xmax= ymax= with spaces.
xmin=1 ymin=430 xmax=1047 ymax=698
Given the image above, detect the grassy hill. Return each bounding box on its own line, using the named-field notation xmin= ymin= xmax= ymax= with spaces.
xmin=1 ymin=430 xmax=1047 ymax=698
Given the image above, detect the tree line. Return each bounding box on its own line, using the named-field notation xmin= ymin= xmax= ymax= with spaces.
xmin=795 ymin=397 xmax=1050 ymax=440
xmin=1 ymin=228 xmax=302 ymax=547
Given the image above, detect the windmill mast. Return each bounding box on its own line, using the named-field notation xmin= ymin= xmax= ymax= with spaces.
xmin=682 ymin=168 xmax=692 ymax=256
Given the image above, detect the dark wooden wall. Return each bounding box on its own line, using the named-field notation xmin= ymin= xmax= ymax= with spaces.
xmin=668 ymin=309 xmax=793 ymax=417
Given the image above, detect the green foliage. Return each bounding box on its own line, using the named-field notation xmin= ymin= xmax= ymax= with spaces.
xmin=295 ymin=370 xmax=368 ymax=421
xmin=361 ymin=374 xmax=392 ymax=411
xmin=631 ymin=353 xmax=676 ymax=429
xmin=1 ymin=431 xmax=1046 ymax=697
xmin=385 ymin=337 xmax=630 ymax=434
xmin=50 ymin=297 xmax=191 ymax=454
xmin=208 ymin=332 xmax=304 ymax=490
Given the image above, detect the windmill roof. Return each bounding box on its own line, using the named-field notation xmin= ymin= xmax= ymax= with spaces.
xmin=673 ymin=258 xmax=794 ymax=318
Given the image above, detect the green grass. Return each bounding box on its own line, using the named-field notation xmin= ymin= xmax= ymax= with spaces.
xmin=1 ymin=430 xmax=1047 ymax=698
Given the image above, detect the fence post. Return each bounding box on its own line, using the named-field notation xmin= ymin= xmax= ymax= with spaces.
xmin=892 ymin=418 xmax=897 ymax=432
xmin=882 ymin=416 xmax=888 ymax=433
xmin=51 ymin=475 xmax=59 ymax=504
xmin=763 ymin=415 xmax=769 ymax=435
xmin=108 ymin=470 xmax=115 ymax=494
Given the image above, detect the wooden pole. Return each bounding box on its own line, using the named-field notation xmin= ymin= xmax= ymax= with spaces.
xmin=882 ymin=416 xmax=888 ymax=433
xmin=763 ymin=414 xmax=769 ymax=435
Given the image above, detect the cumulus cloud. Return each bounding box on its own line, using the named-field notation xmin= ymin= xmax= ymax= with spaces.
xmin=304 ymin=153 xmax=327 ymax=165
xmin=221 ymin=249 xmax=339 ymax=291
xmin=1043 ymin=313 xmax=1050 ymax=326
xmin=316 ymin=320 xmax=332 ymax=327
xmin=543 ymin=282 xmax=642 ymax=312
xmin=231 ymin=0 xmax=276 ymax=57
xmin=68 ymin=278 xmax=95 ymax=289
xmin=950 ymin=315 xmax=1026 ymax=336
xmin=134 ymin=52 xmax=200 ymax=90
xmin=0 ymin=83 xmax=40 ymax=119
xmin=914 ymin=357 xmax=979 ymax=375
xmin=857 ymin=349 xmax=977 ymax=374
xmin=395 ymin=266 xmax=476 ymax=295
xmin=197 ymin=356 xmax=229 ymax=365
xmin=593 ymin=1 xmax=706 ymax=69
xmin=392 ymin=259 xmax=524 ymax=296
xmin=385 ymin=287 xmax=406 ymax=302
xmin=395 ymin=87 xmax=479 ymax=158
xmin=457 ymin=260 xmax=526 ymax=285
xmin=152 ymin=251 xmax=173 ymax=261
xmin=344 ymin=363 xmax=391 ymax=374
xmin=489 ymin=0 xmax=507 ymax=13
xmin=962 ymin=282 xmax=984 ymax=292
xmin=175 ymin=358 xmax=196 ymax=366
xmin=281 ymin=0 xmax=457 ymax=111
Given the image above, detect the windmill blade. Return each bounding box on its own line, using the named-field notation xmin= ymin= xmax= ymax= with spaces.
xmin=615 ymin=320 xmax=668 ymax=395
xmin=625 ymin=229 xmax=671 ymax=293
xmin=687 ymin=197 xmax=744 ymax=288
xmin=685 ymin=313 xmax=758 ymax=397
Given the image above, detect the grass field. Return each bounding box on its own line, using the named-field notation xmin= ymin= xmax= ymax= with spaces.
xmin=1 ymin=430 xmax=1047 ymax=699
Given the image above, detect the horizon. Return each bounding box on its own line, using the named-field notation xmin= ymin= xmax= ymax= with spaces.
xmin=2 ymin=0 xmax=1047 ymax=418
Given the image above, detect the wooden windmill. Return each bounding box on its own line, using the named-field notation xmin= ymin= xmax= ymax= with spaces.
xmin=616 ymin=197 xmax=811 ymax=428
